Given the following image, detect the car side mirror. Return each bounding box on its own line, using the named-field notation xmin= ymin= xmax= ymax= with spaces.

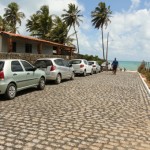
xmin=32 ymin=66 xmax=37 ymax=71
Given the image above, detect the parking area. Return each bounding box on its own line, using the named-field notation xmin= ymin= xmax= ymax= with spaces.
xmin=0 ymin=72 xmax=150 ymax=150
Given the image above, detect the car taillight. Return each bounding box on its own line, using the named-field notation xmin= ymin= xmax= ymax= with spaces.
xmin=0 ymin=71 xmax=4 ymax=80
xmin=93 ymin=65 xmax=96 ymax=67
xmin=80 ymin=64 xmax=84 ymax=68
xmin=50 ymin=65 xmax=56 ymax=71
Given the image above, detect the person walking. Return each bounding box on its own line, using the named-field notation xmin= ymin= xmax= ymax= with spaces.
xmin=112 ymin=58 xmax=118 ymax=75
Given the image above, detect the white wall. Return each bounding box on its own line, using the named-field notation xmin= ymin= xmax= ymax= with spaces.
xmin=16 ymin=39 xmax=25 ymax=53
xmin=43 ymin=45 xmax=53 ymax=54
xmin=16 ymin=40 xmax=53 ymax=54
xmin=0 ymin=36 xmax=53 ymax=54
xmin=1 ymin=36 xmax=8 ymax=52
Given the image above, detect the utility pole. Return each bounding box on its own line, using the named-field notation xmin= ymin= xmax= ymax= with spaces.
xmin=106 ymin=32 xmax=109 ymax=71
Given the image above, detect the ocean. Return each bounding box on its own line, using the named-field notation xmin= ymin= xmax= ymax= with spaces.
xmin=118 ymin=61 xmax=142 ymax=71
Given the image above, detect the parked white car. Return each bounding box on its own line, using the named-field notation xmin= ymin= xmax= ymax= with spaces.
xmin=34 ymin=58 xmax=75 ymax=84
xmin=88 ymin=61 xmax=101 ymax=73
xmin=101 ymin=61 xmax=112 ymax=71
xmin=69 ymin=59 xmax=93 ymax=76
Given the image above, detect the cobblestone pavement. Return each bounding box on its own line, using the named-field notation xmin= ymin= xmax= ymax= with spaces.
xmin=0 ymin=72 xmax=150 ymax=150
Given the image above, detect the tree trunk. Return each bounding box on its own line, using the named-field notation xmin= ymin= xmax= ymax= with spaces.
xmin=106 ymin=32 xmax=109 ymax=71
xmin=73 ymin=24 xmax=80 ymax=54
xmin=101 ymin=27 xmax=105 ymax=60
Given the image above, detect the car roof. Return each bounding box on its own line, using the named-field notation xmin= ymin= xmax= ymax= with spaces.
xmin=0 ymin=59 xmax=26 ymax=61
xmin=70 ymin=59 xmax=86 ymax=61
xmin=37 ymin=58 xmax=64 ymax=60
xmin=88 ymin=61 xmax=96 ymax=62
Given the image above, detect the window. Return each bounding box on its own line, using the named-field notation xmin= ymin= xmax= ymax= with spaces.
xmin=11 ymin=61 xmax=23 ymax=72
xmin=21 ymin=61 xmax=33 ymax=71
xmin=63 ymin=60 xmax=69 ymax=67
xmin=54 ymin=59 xmax=64 ymax=66
xmin=69 ymin=60 xmax=81 ymax=64
xmin=0 ymin=61 xmax=4 ymax=71
xmin=84 ymin=60 xmax=88 ymax=65
xmin=12 ymin=42 xmax=16 ymax=52
xmin=34 ymin=60 xmax=52 ymax=68
xmin=25 ymin=44 xmax=32 ymax=53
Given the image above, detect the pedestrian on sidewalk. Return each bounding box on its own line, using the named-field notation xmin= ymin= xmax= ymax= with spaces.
xmin=112 ymin=58 xmax=118 ymax=75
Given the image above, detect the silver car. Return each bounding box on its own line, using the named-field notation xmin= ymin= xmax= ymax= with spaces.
xmin=101 ymin=61 xmax=112 ymax=71
xmin=0 ymin=59 xmax=46 ymax=100
xmin=69 ymin=59 xmax=93 ymax=76
xmin=88 ymin=61 xmax=101 ymax=73
xmin=34 ymin=58 xmax=75 ymax=84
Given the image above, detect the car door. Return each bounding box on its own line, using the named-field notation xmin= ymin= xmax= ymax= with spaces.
xmin=84 ymin=60 xmax=91 ymax=73
xmin=11 ymin=60 xmax=27 ymax=89
xmin=21 ymin=60 xmax=37 ymax=86
xmin=96 ymin=62 xmax=100 ymax=71
xmin=54 ymin=59 xmax=66 ymax=79
xmin=62 ymin=60 xmax=72 ymax=78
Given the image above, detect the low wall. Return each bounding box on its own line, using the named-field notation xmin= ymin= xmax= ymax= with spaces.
xmin=0 ymin=52 xmax=83 ymax=64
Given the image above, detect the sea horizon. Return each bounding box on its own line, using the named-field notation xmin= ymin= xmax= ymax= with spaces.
xmin=118 ymin=60 xmax=142 ymax=71
xmin=109 ymin=60 xmax=142 ymax=71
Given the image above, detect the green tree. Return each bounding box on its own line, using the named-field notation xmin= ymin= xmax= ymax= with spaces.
xmin=62 ymin=3 xmax=83 ymax=54
xmin=0 ymin=16 xmax=4 ymax=31
xmin=47 ymin=16 xmax=74 ymax=45
xmin=26 ymin=5 xmax=53 ymax=39
xmin=3 ymin=2 xmax=25 ymax=33
xmin=91 ymin=2 xmax=112 ymax=60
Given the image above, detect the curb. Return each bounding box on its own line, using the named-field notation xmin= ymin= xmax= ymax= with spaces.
xmin=138 ymin=73 xmax=150 ymax=96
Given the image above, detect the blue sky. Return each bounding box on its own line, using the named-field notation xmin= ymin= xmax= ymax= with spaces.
xmin=0 ymin=0 xmax=150 ymax=61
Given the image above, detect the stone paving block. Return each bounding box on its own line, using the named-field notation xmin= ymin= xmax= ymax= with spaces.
xmin=0 ymin=72 xmax=150 ymax=149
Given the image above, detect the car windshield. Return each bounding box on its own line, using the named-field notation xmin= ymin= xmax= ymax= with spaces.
xmin=34 ymin=60 xmax=52 ymax=68
xmin=70 ymin=60 xmax=81 ymax=64
xmin=0 ymin=61 xmax=4 ymax=71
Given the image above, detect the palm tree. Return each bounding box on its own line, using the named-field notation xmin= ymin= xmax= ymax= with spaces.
xmin=91 ymin=2 xmax=112 ymax=60
xmin=26 ymin=5 xmax=53 ymax=39
xmin=47 ymin=16 xmax=74 ymax=45
xmin=3 ymin=2 xmax=25 ymax=33
xmin=0 ymin=15 xmax=13 ymax=32
xmin=62 ymin=3 xmax=83 ymax=54
xmin=0 ymin=16 xmax=4 ymax=31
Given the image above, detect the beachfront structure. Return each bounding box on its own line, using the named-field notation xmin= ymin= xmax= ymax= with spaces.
xmin=0 ymin=31 xmax=75 ymax=56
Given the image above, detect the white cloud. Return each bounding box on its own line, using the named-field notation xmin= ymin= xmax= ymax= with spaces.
xmin=0 ymin=0 xmax=84 ymax=34
xmin=129 ymin=0 xmax=141 ymax=11
xmin=104 ymin=8 xmax=150 ymax=61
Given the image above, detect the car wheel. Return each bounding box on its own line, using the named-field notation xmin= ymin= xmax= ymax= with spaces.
xmin=38 ymin=77 xmax=45 ymax=90
xmin=5 ymin=83 xmax=16 ymax=100
xmin=70 ymin=72 xmax=75 ymax=80
xmin=55 ymin=74 xmax=61 ymax=84
xmin=83 ymin=70 xmax=86 ymax=76
xmin=90 ymin=69 xmax=93 ymax=75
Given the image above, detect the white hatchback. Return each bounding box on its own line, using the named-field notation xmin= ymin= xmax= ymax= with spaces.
xmin=34 ymin=58 xmax=75 ymax=84
xmin=101 ymin=61 xmax=112 ymax=71
xmin=88 ymin=61 xmax=101 ymax=73
xmin=69 ymin=59 xmax=93 ymax=76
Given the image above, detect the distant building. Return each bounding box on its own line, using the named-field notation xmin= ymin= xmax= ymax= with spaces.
xmin=0 ymin=31 xmax=75 ymax=56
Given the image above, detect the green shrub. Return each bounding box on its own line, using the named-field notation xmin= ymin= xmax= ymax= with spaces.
xmin=81 ymin=54 xmax=104 ymax=65
xmin=138 ymin=61 xmax=145 ymax=73
xmin=146 ymin=72 xmax=150 ymax=81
